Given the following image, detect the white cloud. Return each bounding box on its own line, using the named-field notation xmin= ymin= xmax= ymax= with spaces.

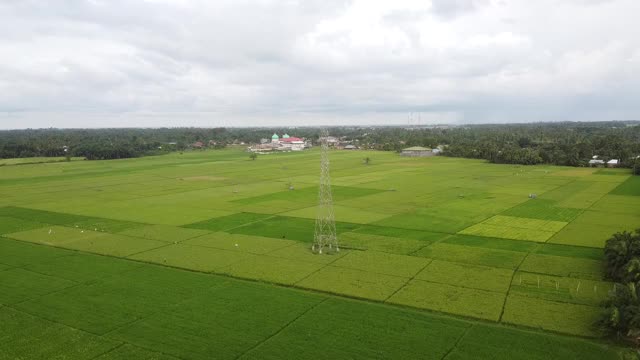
xmin=0 ymin=0 xmax=639 ymax=128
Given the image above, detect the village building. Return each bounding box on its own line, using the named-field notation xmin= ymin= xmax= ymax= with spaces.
xmin=607 ymin=159 xmax=620 ymax=168
xmin=589 ymin=159 xmax=605 ymax=167
xmin=192 ymin=141 xmax=204 ymax=149
xmin=249 ymin=133 xmax=307 ymax=153
xmin=401 ymin=146 xmax=435 ymax=157
xmin=280 ymin=135 xmax=305 ymax=151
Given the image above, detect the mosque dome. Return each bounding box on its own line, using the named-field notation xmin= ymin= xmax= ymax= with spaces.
xmin=282 ymin=134 xmax=290 ymax=139
xmin=272 ymin=133 xmax=279 ymax=140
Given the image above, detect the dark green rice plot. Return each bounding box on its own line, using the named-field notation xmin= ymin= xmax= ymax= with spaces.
xmin=25 ymin=252 xmax=142 ymax=283
xmin=183 ymin=212 xmax=273 ymax=232
xmin=0 ymin=236 xmax=74 ymax=267
xmin=443 ymin=234 xmax=538 ymax=253
xmin=15 ymin=265 xmax=225 ymax=335
xmin=0 ymin=268 xmax=77 ymax=305
xmin=0 ymin=216 xmax=48 ymax=235
xmin=230 ymin=215 xmax=360 ymax=243
xmin=610 ymin=176 xmax=640 ymax=196
xmin=448 ymin=323 xmax=619 ymax=360
xmin=0 ymin=206 xmax=89 ymax=225
xmin=94 ymin=344 xmax=180 ymax=360
xmin=0 ymin=306 xmax=120 ymax=360
xmin=536 ymin=243 xmax=603 ymax=260
xmin=501 ymin=199 xmax=582 ymax=222
xmin=108 ymin=281 xmax=325 ymax=360
xmin=243 ymin=298 xmax=469 ymax=360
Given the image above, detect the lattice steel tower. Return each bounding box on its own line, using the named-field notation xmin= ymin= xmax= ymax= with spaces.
xmin=312 ymin=129 xmax=338 ymax=254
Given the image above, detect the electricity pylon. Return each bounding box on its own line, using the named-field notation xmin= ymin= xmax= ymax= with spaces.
xmin=312 ymin=129 xmax=338 ymax=254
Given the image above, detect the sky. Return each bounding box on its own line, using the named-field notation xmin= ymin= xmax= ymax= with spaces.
xmin=1 ymin=0 xmax=639 ymax=129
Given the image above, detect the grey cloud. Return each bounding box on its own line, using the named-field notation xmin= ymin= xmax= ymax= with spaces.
xmin=430 ymin=0 xmax=489 ymax=19
xmin=0 ymin=0 xmax=639 ymax=129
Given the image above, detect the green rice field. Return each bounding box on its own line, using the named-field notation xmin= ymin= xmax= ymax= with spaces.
xmin=1 ymin=148 xmax=638 ymax=359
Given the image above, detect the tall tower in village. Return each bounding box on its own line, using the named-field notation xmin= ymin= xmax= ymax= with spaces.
xmin=312 ymin=129 xmax=338 ymax=254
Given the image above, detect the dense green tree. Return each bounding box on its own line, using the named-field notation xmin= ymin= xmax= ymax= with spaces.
xmin=600 ymin=230 xmax=640 ymax=340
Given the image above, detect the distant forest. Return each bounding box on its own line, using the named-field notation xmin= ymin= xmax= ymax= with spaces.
xmin=0 ymin=122 xmax=639 ymax=172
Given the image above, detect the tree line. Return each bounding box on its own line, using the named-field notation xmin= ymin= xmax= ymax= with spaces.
xmin=0 ymin=122 xmax=639 ymax=169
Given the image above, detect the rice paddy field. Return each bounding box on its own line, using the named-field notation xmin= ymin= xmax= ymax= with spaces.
xmin=1 ymin=147 xmax=638 ymax=359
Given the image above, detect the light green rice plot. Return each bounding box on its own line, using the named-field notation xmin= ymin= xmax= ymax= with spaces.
xmin=117 ymin=224 xmax=210 ymax=243
xmin=339 ymin=231 xmax=435 ymax=255
xmin=280 ymin=205 xmax=391 ymax=224
xmin=502 ymin=199 xmax=582 ymax=222
xmin=590 ymin=194 xmax=640 ymax=215
xmin=510 ymin=271 xmax=612 ymax=306
xmin=549 ymin=210 xmax=640 ymax=248
xmin=416 ymin=260 xmax=513 ymax=293
xmin=519 ymin=253 xmax=603 ymax=280
xmin=373 ymin=209 xmax=476 ymax=234
xmin=296 ymin=266 xmax=409 ymax=301
xmin=387 ymin=280 xmax=505 ymax=321
xmin=548 ymin=224 xmax=620 ymax=248
xmin=220 ymin=255 xmax=325 ymax=285
xmin=414 ymin=243 xmax=526 ymax=270
xmin=459 ymin=215 xmax=567 ymax=242
xmin=78 ymin=201 xmax=232 ymax=226
xmin=183 ymin=232 xmax=296 ymax=254
xmin=335 ymin=190 xmax=425 ymax=214
xmin=64 ymin=234 xmax=167 ymax=257
xmin=482 ymin=215 xmax=568 ymax=232
xmin=331 ymin=250 xmax=430 ymax=278
xmin=266 ymin=243 xmax=349 ymax=265
xmin=129 ymin=244 xmax=253 ymax=272
xmin=501 ymin=294 xmax=600 ymax=337
xmin=6 ymin=225 xmax=105 ymax=247
xmin=233 ymin=199 xmax=308 ymax=214
xmin=557 ymin=181 xmax=622 ymax=209
xmin=459 ymin=223 xmax=556 ymax=242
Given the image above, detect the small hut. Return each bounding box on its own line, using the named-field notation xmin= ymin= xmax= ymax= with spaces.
xmin=401 ymin=146 xmax=434 ymax=157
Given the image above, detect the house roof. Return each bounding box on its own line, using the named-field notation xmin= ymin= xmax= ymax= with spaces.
xmin=607 ymin=159 xmax=619 ymax=164
xmin=589 ymin=159 xmax=605 ymax=164
xmin=281 ymin=137 xmax=303 ymax=142
xmin=402 ymin=146 xmax=432 ymax=151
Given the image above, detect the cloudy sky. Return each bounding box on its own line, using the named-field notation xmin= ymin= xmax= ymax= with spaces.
xmin=1 ymin=0 xmax=639 ymax=129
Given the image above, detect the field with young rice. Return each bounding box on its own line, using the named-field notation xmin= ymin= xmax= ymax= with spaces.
xmin=1 ymin=147 xmax=638 ymax=358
